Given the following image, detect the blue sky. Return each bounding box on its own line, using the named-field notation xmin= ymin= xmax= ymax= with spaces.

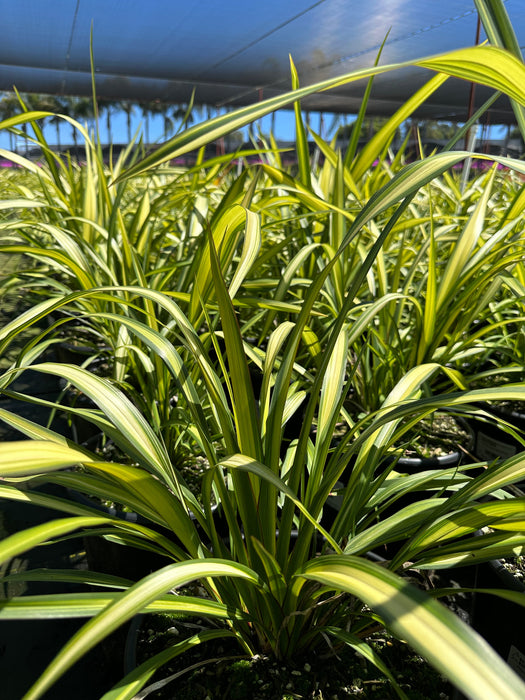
xmin=0 ymin=102 xmax=507 ymax=153
xmin=0 ymin=106 xmax=340 ymax=151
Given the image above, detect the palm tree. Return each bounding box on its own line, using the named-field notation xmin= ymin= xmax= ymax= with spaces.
xmin=120 ymin=101 xmax=135 ymax=142
xmin=17 ymin=92 xmax=35 ymax=155
xmin=99 ymin=99 xmax=120 ymax=144
xmin=0 ymin=92 xmax=22 ymax=150
xmin=172 ymin=101 xmax=202 ymax=135
xmin=34 ymin=94 xmax=66 ymax=150
xmin=0 ymin=91 xmax=42 ymax=153
xmin=138 ymin=99 xmax=164 ymax=146
xmin=67 ymin=96 xmax=94 ymax=156
xmin=161 ymin=106 xmax=177 ymax=141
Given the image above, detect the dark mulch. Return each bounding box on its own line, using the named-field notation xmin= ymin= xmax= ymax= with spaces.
xmin=130 ymin=613 xmax=453 ymax=700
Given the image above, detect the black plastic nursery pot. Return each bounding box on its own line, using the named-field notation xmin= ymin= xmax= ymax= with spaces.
xmin=390 ymin=410 xmax=475 ymax=490
xmin=81 ymin=516 xmax=175 ymax=583
xmin=392 ymin=447 xmax=464 ymax=474
xmin=395 ymin=410 xmax=474 ymax=468
xmin=441 ymin=526 xmax=525 ymax=696
xmin=322 ymin=417 xmax=473 ymax=534
xmin=122 ymin=557 xmax=456 ymax=700
xmin=54 ymin=339 xmax=99 ymax=366
xmin=466 ymin=557 xmax=525 ymax=682
xmin=67 ymin=430 xmax=227 ymax=583
xmin=48 ymin=310 xmax=110 ymax=363
xmin=337 ymin=411 xmax=473 ymax=480
xmin=379 ymin=430 xmax=471 ymax=512
xmin=68 ymin=486 xmax=224 ymax=582
xmin=68 ymin=489 xmax=172 ymax=581
xmin=467 ymin=403 xmax=525 ymax=464
xmin=55 ymin=354 xmax=112 ymax=444
xmin=0 ymin=483 xmax=123 ymax=700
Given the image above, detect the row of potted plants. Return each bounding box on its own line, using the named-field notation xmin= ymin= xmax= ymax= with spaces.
xmin=1 ymin=2 xmax=525 ymax=697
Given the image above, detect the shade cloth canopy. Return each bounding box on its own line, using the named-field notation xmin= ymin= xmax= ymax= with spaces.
xmin=1 ymin=0 xmax=524 ymax=122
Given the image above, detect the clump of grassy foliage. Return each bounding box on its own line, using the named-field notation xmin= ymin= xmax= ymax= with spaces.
xmin=1 ymin=3 xmax=525 ymax=698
